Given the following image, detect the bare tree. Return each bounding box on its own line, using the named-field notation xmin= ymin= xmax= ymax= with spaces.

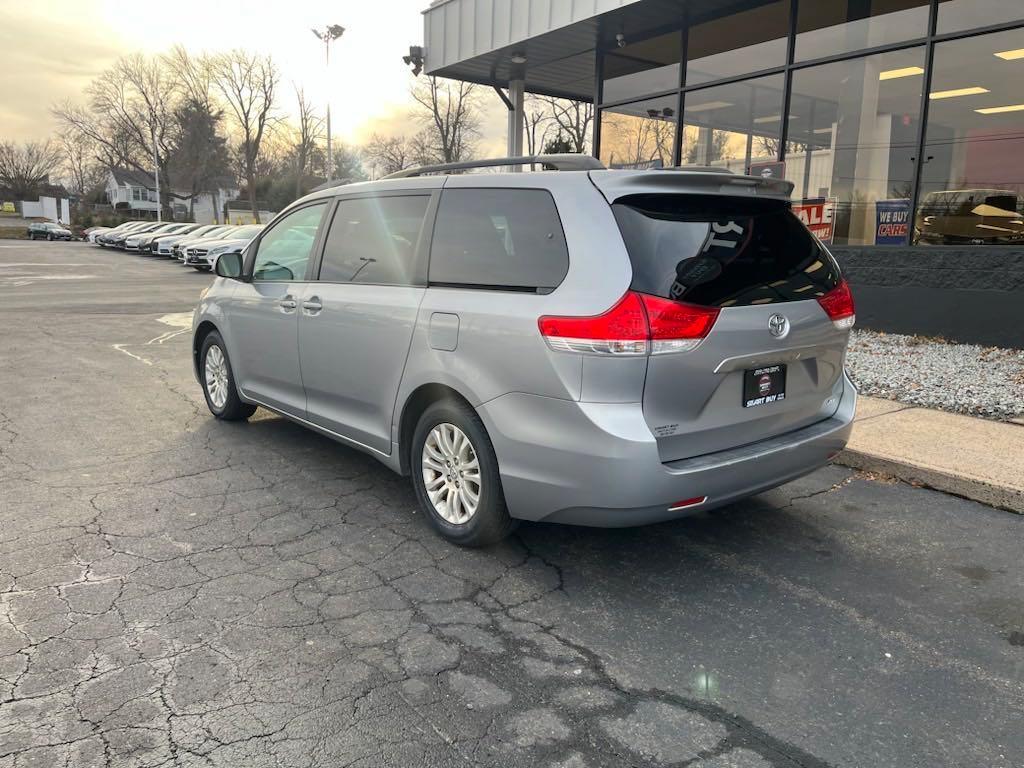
xmin=94 ymin=55 xmax=176 ymax=212
xmin=253 ymin=126 xmax=292 ymax=181
xmin=363 ymin=134 xmax=411 ymax=176
xmin=293 ymin=86 xmax=324 ymax=197
xmin=409 ymin=130 xmax=441 ymax=167
xmin=410 ymin=77 xmax=480 ymax=163
xmin=755 ymin=135 xmax=807 ymax=160
xmin=213 ymin=50 xmax=278 ymax=218
xmin=649 ymin=117 xmax=675 ymax=166
xmin=53 ymin=54 xmax=179 ymax=216
xmin=53 ymin=100 xmax=137 ymax=171
xmin=537 ymin=97 xmax=593 ymax=154
xmin=165 ymin=45 xmax=216 ymax=113
xmin=599 ymin=110 xmax=677 ymax=168
xmin=59 ymin=132 xmax=105 ymax=197
xmin=524 ymin=98 xmax=552 ymax=165
xmin=0 ymin=140 xmax=63 ymax=198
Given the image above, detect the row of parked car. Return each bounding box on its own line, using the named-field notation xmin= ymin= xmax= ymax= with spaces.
xmin=86 ymin=220 xmax=264 ymax=269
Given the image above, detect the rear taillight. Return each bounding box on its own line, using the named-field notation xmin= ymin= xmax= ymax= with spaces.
xmin=817 ymin=279 xmax=856 ymax=330
xmin=538 ymin=291 xmax=719 ymax=356
xmin=538 ymin=292 xmax=648 ymax=355
xmin=639 ymin=294 xmax=720 ymax=354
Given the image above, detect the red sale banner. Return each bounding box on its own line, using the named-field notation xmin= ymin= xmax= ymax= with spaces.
xmin=793 ymin=199 xmax=836 ymax=243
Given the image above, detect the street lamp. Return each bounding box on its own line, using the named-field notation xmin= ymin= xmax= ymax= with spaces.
xmin=312 ymin=24 xmax=345 ymax=185
xmin=151 ymin=126 xmax=161 ymax=223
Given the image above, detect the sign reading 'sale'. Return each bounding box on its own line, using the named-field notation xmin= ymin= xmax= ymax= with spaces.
xmin=793 ymin=199 xmax=836 ymax=243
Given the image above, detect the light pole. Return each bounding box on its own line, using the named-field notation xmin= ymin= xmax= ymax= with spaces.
xmin=151 ymin=125 xmax=161 ymax=222
xmin=312 ymin=24 xmax=345 ymax=185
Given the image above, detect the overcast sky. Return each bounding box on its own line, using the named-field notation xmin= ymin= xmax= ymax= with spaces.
xmin=0 ymin=0 xmax=507 ymax=151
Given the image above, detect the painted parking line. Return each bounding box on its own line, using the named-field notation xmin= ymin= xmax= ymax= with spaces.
xmin=111 ymin=343 xmax=154 ymax=366
xmin=0 ymin=274 xmax=94 ymax=287
xmin=114 ymin=312 xmax=194 ymax=365
xmin=147 ymin=312 xmax=193 ymax=344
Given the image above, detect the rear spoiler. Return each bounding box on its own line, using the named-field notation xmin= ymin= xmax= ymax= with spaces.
xmin=589 ymin=169 xmax=794 ymax=204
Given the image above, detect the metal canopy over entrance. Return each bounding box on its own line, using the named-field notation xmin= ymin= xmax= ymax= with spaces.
xmin=422 ymin=0 xmax=682 ymax=100
xmin=422 ymin=0 xmax=686 ymax=155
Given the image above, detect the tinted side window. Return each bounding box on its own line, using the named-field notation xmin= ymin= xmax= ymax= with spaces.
xmin=252 ymin=203 xmax=327 ymax=282
xmin=319 ymin=196 xmax=430 ymax=285
xmin=613 ymin=194 xmax=841 ymax=307
xmin=429 ymin=189 xmax=569 ymax=291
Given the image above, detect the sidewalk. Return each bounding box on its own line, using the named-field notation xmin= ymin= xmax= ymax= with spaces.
xmin=837 ymin=396 xmax=1024 ymax=513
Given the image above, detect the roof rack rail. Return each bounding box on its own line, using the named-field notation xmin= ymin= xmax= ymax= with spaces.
xmin=383 ymin=153 xmax=605 ymax=179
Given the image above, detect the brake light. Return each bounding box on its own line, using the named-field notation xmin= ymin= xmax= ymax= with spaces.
xmin=538 ymin=292 xmax=648 ymax=355
xmin=538 ymin=291 xmax=719 ymax=356
xmin=639 ymin=294 xmax=720 ymax=354
xmin=817 ymin=279 xmax=856 ymax=330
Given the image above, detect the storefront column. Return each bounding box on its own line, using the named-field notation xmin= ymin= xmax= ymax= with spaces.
xmin=833 ymin=56 xmax=883 ymax=243
xmin=507 ymin=78 xmax=525 ymax=160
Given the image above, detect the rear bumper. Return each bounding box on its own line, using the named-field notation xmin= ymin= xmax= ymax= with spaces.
xmin=479 ymin=373 xmax=857 ymax=526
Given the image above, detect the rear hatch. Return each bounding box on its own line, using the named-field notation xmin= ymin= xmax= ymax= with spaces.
xmin=603 ymin=181 xmax=851 ymax=462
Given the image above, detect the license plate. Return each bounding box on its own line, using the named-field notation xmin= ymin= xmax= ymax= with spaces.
xmin=743 ymin=364 xmax=787 ymax=408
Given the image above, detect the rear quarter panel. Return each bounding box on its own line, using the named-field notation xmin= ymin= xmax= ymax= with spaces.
xmin=392 ymin=172 xmax=635 ymax=445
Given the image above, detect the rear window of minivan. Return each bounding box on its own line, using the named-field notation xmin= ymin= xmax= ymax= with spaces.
xmin=612 ymin=194 xmax=841 ymax=308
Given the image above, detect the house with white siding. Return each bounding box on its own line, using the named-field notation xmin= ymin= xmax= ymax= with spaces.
xmin=104 ymin=168 xmax=238 ymax=223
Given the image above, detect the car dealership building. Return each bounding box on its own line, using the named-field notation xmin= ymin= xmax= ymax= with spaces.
xmin=421 ymin=0 xmax=1024 ymax=346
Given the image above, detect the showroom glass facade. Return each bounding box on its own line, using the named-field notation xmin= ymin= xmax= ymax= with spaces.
xmin=595 ymin=0 xmax=1024 ymax=247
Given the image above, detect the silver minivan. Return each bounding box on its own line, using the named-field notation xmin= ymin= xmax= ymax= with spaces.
xmin=192 ymin=156 xmax=856 ymax=545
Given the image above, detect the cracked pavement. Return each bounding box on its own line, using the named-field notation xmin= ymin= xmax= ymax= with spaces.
xmin=1 ymin=242 xmax=1022 ymax=767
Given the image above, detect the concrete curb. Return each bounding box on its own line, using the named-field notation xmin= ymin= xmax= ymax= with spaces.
xmin=836 ymin=448 xmax=1024 ymax=514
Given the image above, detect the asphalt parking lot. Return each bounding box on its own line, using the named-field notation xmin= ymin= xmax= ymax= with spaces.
xmin=1 ymin=241 xmax=1022 ymax=768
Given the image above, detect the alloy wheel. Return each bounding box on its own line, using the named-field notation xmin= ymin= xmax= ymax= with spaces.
xmin=204 ymin=345 xmax=229 ymax=409
xmin=421 ymin=423 xmax=481 ymax=525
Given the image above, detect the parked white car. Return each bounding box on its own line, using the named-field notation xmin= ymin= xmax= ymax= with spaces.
xmin=183 ymin=225 xmax=263 ymax=270
xmin=172 ymin=226 xmax=239 ymax=261
xmin=84 ymin=227 xmax=111 ymax=243
xmin=153 ymin=224 xmax=229 ymax=257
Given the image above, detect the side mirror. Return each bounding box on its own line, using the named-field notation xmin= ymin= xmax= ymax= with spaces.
xmin=215 ymin=250 xmax=244 ymax=279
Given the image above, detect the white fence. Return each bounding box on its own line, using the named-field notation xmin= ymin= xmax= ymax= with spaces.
xmin=20 ymin=196 xmax=71 ymax=223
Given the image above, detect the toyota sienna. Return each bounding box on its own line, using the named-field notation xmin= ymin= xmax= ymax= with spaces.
xmin=192 ymin=156 xmax=857 ymax=545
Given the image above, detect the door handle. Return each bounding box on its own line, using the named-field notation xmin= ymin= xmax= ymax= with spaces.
xmin=279 ymin=296 xmax=297 ymax=312
xmin=302 ymin=296 xmax=323 ymax=313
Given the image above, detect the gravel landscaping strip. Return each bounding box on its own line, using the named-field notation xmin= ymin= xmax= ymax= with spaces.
xmin=846 ymin=329 xmax=1024 ymax=421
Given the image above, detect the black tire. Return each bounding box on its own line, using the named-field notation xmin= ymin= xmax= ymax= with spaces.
xmin=199 ymin=331 xmax=257 ymax=421
xmin=411 ymin=399 xmax=516 ymax=546
xmin=47 ymin=233 xmax=53 ymax=241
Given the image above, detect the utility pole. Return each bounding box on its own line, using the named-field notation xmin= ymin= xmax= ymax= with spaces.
xmin=312 ymin=24 xmax=345 ymax=186
xmin=151 ymin=125 xmax=161 ymax=222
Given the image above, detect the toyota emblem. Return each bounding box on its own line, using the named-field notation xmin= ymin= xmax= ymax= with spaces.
xmin=768 ymin=313 xmax=789 ymax=338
